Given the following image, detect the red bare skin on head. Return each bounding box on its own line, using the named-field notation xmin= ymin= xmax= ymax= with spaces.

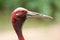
xmin=11 ymin=10 xmax=27 ymax=40
xmin=11 ymin=10 xmax=27 ymax=22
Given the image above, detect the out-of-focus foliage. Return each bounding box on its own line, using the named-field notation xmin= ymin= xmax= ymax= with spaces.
xmin=0 ymin=0 xmax=60 ymax=22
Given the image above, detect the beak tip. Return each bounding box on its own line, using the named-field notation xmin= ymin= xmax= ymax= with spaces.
xmin=44 ymin=15 xmax=53 ymax=19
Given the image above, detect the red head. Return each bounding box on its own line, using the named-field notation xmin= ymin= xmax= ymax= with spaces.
xmin=11 ymin=7 xmax=53 ymax=22
xmin=11 ymin=7 xmax=28 ymax=23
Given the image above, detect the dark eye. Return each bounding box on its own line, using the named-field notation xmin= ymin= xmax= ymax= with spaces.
xmin=22 ymin=10 xmax=27 ymax=14
xmin=22 ymin=11 xmax=25 ymax=12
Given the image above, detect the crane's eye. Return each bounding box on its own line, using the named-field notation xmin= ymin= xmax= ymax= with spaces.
xmin=22 ymin=10 xmax=27 ymax=14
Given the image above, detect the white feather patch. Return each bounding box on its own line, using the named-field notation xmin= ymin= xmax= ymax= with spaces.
xmin=13 ymin=7 xmax=28 ymax=12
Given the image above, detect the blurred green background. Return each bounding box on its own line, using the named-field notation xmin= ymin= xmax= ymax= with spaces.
xmin=0 ymin=0 xmax=60 ymax=31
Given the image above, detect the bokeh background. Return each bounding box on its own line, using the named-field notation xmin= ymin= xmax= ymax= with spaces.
xmin=0 ymin=0 xmax=60 ymax=40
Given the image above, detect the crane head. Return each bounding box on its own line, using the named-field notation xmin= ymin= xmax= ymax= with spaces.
xmin=11 ymin=7 xmax=53 ymax=22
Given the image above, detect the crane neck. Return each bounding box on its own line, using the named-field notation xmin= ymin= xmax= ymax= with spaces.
xmin=12 ymin=17 xmax=26 ymax=40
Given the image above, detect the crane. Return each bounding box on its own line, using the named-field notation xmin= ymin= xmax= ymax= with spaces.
xmin=11 ymin=7 xmax=53 ymax=40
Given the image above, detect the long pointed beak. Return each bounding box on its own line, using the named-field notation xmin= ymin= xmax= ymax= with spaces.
xmin=27 ymin=11 xmax=53 ymax=19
